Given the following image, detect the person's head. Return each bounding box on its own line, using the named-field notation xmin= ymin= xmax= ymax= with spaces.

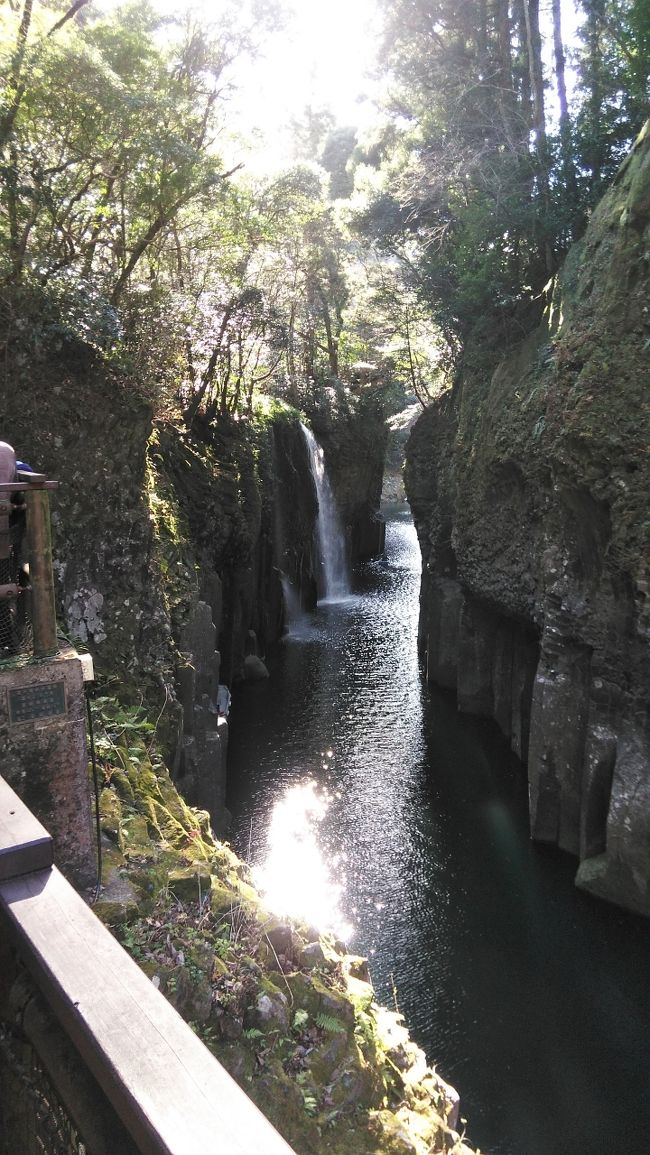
xmin=0 ymin=441 xmax=16 ymax=487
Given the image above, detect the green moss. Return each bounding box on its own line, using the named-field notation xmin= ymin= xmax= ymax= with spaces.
xmin=145 ymin=432 xmax=200 ymax=629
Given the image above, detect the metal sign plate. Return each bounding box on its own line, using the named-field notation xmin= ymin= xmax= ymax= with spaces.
xmin=8 ymin=681 xmax=67 ymax=725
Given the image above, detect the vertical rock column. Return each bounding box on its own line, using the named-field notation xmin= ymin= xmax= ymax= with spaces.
xmin=527 ymin=623 xmax=591 ymax=855
xmin=176 ymin=601 xmax=228 ymax=835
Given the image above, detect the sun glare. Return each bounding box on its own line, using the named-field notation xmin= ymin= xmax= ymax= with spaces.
xmin=251 ymin=780 xmax=353 ymax=941
xmin=221 ymin=0 xmax=383 ymax=168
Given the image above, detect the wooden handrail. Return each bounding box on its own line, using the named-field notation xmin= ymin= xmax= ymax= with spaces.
xmin=0 ymin=776 xmax=53 ymax=882
xmin=0 ymin=777 xmax=297 ymax=1155
xmin=0 ymin=479 xmax=58 ymax=491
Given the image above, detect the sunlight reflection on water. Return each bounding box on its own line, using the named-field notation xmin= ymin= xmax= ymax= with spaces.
xmin=251 ymin=778 xmax=354 ymax=942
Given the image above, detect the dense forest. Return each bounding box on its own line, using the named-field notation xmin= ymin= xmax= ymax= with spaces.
xmin=1 ymin=0 xmax=648 ymax=417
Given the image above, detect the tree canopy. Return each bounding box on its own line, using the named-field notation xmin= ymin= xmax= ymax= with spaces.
xmin=1 ymin=0 xmax=648 ymax=420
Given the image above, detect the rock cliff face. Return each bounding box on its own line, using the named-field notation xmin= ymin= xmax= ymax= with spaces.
xmin=405 ymin=124 xmax=650 ymax=917
xmin=1 ymin=330 xmax=386 ymax=835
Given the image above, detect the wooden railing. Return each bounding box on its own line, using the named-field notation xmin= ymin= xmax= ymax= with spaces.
xmin=0 ymin=776 xmax=297 ymax=1155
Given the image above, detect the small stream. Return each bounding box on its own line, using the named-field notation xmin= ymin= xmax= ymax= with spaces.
xmin=227 ymin=508 xmax=650 ymax=1155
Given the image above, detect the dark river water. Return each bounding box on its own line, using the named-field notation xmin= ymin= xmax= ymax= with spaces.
xmin=226 ymin=508 xmax=650 ymax=1155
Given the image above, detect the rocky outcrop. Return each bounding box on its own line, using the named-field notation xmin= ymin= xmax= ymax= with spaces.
xmin=1 ymin=369 xmax=322 ymax=831
xmin=405 ymin=124 xmax=650 ymax=917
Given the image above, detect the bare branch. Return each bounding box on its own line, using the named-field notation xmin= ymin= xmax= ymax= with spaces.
xmin=46 ymin=0 xmax=91 ymax=38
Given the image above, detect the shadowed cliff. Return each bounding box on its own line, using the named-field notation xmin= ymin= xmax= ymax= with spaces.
xmin=405 ymin=123 xmax=650 ymax=917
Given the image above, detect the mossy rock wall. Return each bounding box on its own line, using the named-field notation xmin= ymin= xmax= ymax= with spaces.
xmin=0 ymin=336 xmax=162 ymax=676
xmin=405 ymin=123 xmax=650 ymax=917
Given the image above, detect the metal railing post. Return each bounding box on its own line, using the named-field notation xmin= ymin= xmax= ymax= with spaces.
xmin=25 ymin=485 xmax=58 ymax=658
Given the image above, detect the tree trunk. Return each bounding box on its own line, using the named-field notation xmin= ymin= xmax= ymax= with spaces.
xmin=552 ymin=0 xmax=569 ymax=122
xmin=581 ymin=4 xmax=608 ymax=198
xmin=0 ymin=0 xmax=32 ymax=151
xmin=184 ymin=302 xmax=234 ymax=427
xmin=552 ymin=0 xmax=578 ymax=232
xmin=512 ymin=0 xmax=532 ymax=124
xmin=522 ymin=0 xmax=545 ymax=144
xmin=490 ymin=0 xmax=517 ymax=146
xmin=319 ymin=295 xmax=339 ymax=378
xmin=523 ymin=0 xmax=554 ymax=274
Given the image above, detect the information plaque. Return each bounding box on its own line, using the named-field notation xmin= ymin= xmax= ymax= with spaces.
xmin=8 ymin=681 xmax=67 ymax=725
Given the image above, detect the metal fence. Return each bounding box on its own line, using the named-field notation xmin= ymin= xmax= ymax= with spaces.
xmin=0 ymin=482 xmax=30 ymax=658
xmin=0 ymin=1021 xmax=87 ymax=1155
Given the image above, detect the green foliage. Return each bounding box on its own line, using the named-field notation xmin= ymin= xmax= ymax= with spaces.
xmin=0 ymin=2 xmax=441 ymax=417
xmin=314 ymin=1012 xmax=347 ymax=1035
xmin=0 ymin=0 xmax=285 ymax=412
xmin=1 ymin=2 xmax=228 ymax=292
xmin=353 ymin=0 xmax=650 ymax=356
xmin=299 ymin=1089 xmax=319 ymax=1116
xmin=292 ymin=1008 xmax=309 ymax=1031
xmin=2 ymin=0 xmax=647 ymax=421
xmin=90 ymin=693 xmax=170 ymax=800
xmin=574 ymin=0 xmax=650 ymax=204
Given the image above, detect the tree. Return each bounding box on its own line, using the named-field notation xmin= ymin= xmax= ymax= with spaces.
xmin=575 ymin=0 xmax=650 ymax=203
xmin=0 ymin=1 xmax=270 ymax=314
xmin=355 ymin=0 xmax=649 ymax=358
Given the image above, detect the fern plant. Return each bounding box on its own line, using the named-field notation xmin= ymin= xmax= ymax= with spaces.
xmin=315 ymin=1012 xmax=346 ymax=1034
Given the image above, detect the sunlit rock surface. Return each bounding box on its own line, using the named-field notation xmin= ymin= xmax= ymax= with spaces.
xmin=405 ymin=123 xmax=650 ymax=917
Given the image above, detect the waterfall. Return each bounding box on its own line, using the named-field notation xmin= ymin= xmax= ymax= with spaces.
xmin=301 ymin=424 xmax=350 ymax=602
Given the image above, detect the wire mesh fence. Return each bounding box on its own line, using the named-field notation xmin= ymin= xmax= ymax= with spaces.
xmin=0 ymin=1023 xmax=87 ymax=1155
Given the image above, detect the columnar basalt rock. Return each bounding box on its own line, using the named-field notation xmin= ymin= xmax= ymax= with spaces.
xmin=405 ymin=124 xmax=650 ymax=917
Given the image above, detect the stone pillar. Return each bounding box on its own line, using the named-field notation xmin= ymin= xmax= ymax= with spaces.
xmin=424 ymin=577 xmax=463 ymax=689
xmin=456 ymin=598 xmax=497 ymax=715
xmin=492 ymin=622 xmax=514 ymax=739
xmin=177 ymin=600 xmax=229 ymax=834
xmin=0 ymin=646 xmax=94 ymax=887
xmin=510 ymin=630 xmax=539 ymax=762
xmin=25 ymin=485 xmax=58 ymax=658
xmin=528 ymin=638 xmax=591 ymax=855
xmin=580 ymin=721 xmax=616 ymax=859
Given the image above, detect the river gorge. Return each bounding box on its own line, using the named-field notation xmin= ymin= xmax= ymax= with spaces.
xmin=1 ymin=16 xmax=649 ymax=1154
xmin=228 ymin=507 xmax=650 ymax=1155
